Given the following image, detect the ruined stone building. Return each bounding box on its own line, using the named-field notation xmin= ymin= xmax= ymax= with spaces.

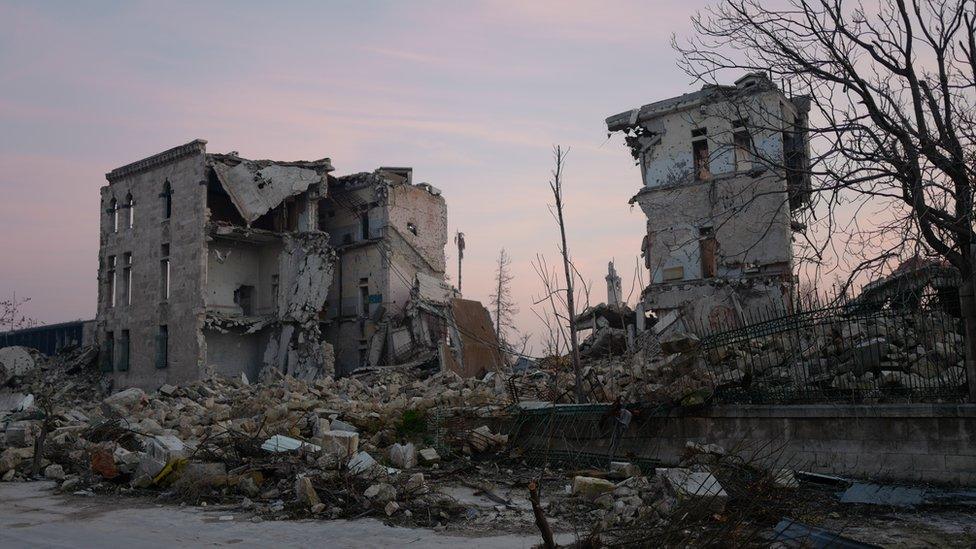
xmin=607 ymin=74 xmax=810 ymax=330
xmin=97 ymin=139 xmax=501 ymax=389
xmin=317 ymin=168 xmax=449 ymax=375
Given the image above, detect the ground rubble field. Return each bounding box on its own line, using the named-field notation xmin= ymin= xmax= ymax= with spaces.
xmin=2 ymin=345 xmax=975 ymax=547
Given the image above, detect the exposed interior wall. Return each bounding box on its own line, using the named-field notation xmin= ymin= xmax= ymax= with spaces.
xmin=205 ymin=240 xmax=282 ymax=317
xmin=204 ymin=329 xmax=265 ymax=381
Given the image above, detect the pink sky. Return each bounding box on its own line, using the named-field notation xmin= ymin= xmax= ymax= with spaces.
xmin=0 ymin=1 xmax=709 ymax=349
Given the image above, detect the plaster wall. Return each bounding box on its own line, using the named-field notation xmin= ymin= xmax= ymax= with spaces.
xmin=205 ymin=240 xmax=282 ymax=317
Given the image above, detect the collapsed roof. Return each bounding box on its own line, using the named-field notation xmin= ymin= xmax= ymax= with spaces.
xmin=208 ymin=153 xmax=333 ymax=225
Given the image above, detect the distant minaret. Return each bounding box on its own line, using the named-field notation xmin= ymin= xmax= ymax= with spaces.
xmin=606 ymin=261 xmax=623 ymax=307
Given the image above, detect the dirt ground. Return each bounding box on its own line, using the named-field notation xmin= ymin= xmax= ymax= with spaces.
xmin=0 ymin=481 xmax=580 ymax=549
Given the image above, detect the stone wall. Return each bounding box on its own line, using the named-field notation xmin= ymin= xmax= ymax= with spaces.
xmin=97 ymin=141 xmax=209 ymax=390
xmin=512 ymin=403 xmax=976 ymax=485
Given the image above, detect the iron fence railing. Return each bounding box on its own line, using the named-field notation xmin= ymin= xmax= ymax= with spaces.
xmin=695 ymin=293 xmax=968 ymax=404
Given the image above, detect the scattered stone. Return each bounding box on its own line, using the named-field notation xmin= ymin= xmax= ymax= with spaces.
xmin=295 ymin=476 xmax=320 ymax=507
xmin=0 ymin=346 xmax=37 ymax=385
xmin=364 ymin=482 xmax=396 ymax=503
xmin=418 ymin=447 xmax=441 ymax=464
xmin=330 ymin=419 xmax=358 ymax=433
xmin=347 ymin=451 xmax=378 ymax=476
xmin=44 ymin=464 xmax=66 ymax=481
xmin=385 ymin=501 xmax=400 ymax=516
xmin=656 ymin=468 xmax=728 ymax=512
xmin=388 ymin=443 xmax=417 ymax=469
xmin=145 ymin=435 xmax=189 ymax=462
xmin=572 ymin=476 xmax=616 ymax=499
xmin=159 ymin=384 xmax=178 ymax=396
xmin=609 ymin=461 xmax=641 ymax=479
xmin=404 ymin=472 xmax=427 ymax=494
xmin=319 ymin=431 xmax=359 ymax=458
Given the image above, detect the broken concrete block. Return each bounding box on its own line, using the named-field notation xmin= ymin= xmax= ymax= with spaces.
xmin=0 ymin=447 xmax=33 ymax=474
xmin=388 ymin=443 xmax=417 ymax=469
xmin=656 ymin=468 xmax=727 ymax=512
xmin=312 ymin=417 xmax=331 ymax=438
xmin=318 ymin=431 xmax=358 ymax=459
xmin=145 ymin=434 xmax=188 ymax=462
xmin=91 ymin=448 xmax=119 ymax=479
xmin=660 ymin=333 xmax=700 ymax=355
xmin=572 ymin=476 xmax=616 ymax=499
xmin=261 ymin=435 xmax=320 ymax=454
xmin=44 ymin=464 xmax=65 ymax=480
xmin=418 ymin=447 xmax=441 ymax=464
xmin=330 ymin=419 xmax=358 ymax=433
xmin=158 ymin=384 xmax=177 ymax=397
xmin=772 ymin=469 xmax=799 ymax=489
xmin=385 ymin=501 xmax=400 ymax=516
xmin=295 ymin=476 xmax=320 ymax=507
xmin=404 ymin=472 xmax=427 ymax=494
xmin=364 ymin=482 xmax=396 ymax=503
xmin=184 ymin=461 xmax=227 ymax=481
xmin=131 ymin=453 xmax=166 ymax=488
xmin=311 ymin=502 xmax=326 ymax=514
xmin=0 ymin=346 xmax=36 ymax=385
xmin=102 ymin=387 xmax=147 ymax=414
xmin=238 ymin=476 xmax=261 ymax=497
xmin=347 ymin=451 xmax=378 ymax=476
xmin=609 ymin=461 xmax=641 ymax=479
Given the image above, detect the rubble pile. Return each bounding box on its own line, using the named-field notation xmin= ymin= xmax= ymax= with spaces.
xmin=0 ymin=349 xmax=522 ymax=525
xmin=508 ymin=333 xmax=715 ymax=406
xmin=703 ymin=311 xmax=967 ymax=395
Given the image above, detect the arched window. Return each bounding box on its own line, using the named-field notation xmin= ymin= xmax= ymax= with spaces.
xmin=109 ymin=198 xmax=118 ymax=233
xmin=125 ymin=193 xmax=134 ymax=229
xmin=161 ymin=181 xmax=172 ymax=219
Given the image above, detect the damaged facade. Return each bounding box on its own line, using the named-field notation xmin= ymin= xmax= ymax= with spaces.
xmin=96 ymin=140 xmax=500 ymax=390
xmin=97 ymin=140 xmax=337 ymax=388
xmin=607 ymin=74 xmax=810 ymax=330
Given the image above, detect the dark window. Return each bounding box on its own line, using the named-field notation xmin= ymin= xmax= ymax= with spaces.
xmin=122 ymin=253 xmax=132 ymax=306
xmin=117 ymin=330 xmax=130 ymax=372
xmin=359 ymin=282 xmax=369 ymax=316
xmin=407 ymin=222 xmax=418 ymax=236
xmin=109 ymin=198 xmax=119 ymax=233
xmin=107 ymin=255 xmax=116 ymax=308
xmin=234 ymin=285 xmax=255 ymax=316
xmin=699 ymin=227 xmax=717 ymax=279
xmin=124 ymin=193 xmax=134 ymax=229
xmin=160 ymin=244 xmax=170 ymax=301
xmin=733 ymin=130 xmax=752 ymax=171
xmin=360 ymin=209 xmax=370 ymax=240
xmin=691 ymin=127 xmax=707 ymax=138
xmin=161 ymin=181 xmax=173 ymax=220
xmin=102 ymin=331 xmax=114 ymax=372
xmin=693 ymin=139 xmax=710 ymax=180
xmin=155 ymin=325 xmax=168 ymax=369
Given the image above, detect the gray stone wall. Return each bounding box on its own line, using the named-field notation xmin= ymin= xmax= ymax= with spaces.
xmin=97 ymin=143 xmax=208 ymax=390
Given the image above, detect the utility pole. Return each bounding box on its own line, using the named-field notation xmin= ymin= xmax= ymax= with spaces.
xmin=454 ymin=231 xmax=465 ymax=295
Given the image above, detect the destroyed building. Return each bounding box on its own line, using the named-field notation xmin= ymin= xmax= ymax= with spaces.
xmin=96 ymin=140 xmax=501 ymax=389
xmin=607 ymin=74 xmax=810 ymax=330
xmin=317 ymin=168 xmax=449 ymax=375
xmin=97 ymin=139 xmax=337 ymax=389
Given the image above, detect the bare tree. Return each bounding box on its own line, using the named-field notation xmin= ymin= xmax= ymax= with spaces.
xmin=1 ymin=293 xmax=36 ymax=332
xmin=674 ymin=0 xmax=976 ymax=399
xmin=547 ymin=146 xmax=584 ymax=403
xmin=490 ymin=248 xmax=519 ymax=344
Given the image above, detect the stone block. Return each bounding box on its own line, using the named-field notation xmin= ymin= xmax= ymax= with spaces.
xmin=145 ymin=434 xmax=188 ymax=462
xmin=319 ymin=431 xmax=359 ymax=459
xmin=364 ymin=482 xmax=396 ymax=502
xmin=418 ymin=447 xmax=440 ymax=464
xmin=571 ymin=476 xmax=615 ymax=499
xmin=388 ymin=443 xmax=417 ymax=469
xmin=295 ymin=476 xmax=320 ymax=507
xmin=656 ymin=468 xmax=727 ymax=512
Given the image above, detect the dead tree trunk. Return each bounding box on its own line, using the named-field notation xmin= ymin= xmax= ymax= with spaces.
xmin=549 ymin=146 xmax=583 ymax=403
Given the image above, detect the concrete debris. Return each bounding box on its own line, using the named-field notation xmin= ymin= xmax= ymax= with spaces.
xmin=363 ymin=482 xmax=396 ymax=503
xmin=656 ymin=468 xmax=728 ymax=512
xmin=418 ymin=448 xmax=441 ymax=464
xmin=388 ymin=443 xmax=417 ymax=469
xmin=261 ymin=435 xmax=320 ymax=454
xmin=295 ymin=476 xmax=321 ymax=508
xmin=572 ymin=476 xmax=616 ymax=499
xmin=319 ymin=430 xmax=359 ymax=459
xmin=0 ymin=346 xmax=37 ymax=386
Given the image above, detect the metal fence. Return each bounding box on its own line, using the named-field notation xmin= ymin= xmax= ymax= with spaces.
xmin=695 ymin=292 xmax=968 ymax=404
